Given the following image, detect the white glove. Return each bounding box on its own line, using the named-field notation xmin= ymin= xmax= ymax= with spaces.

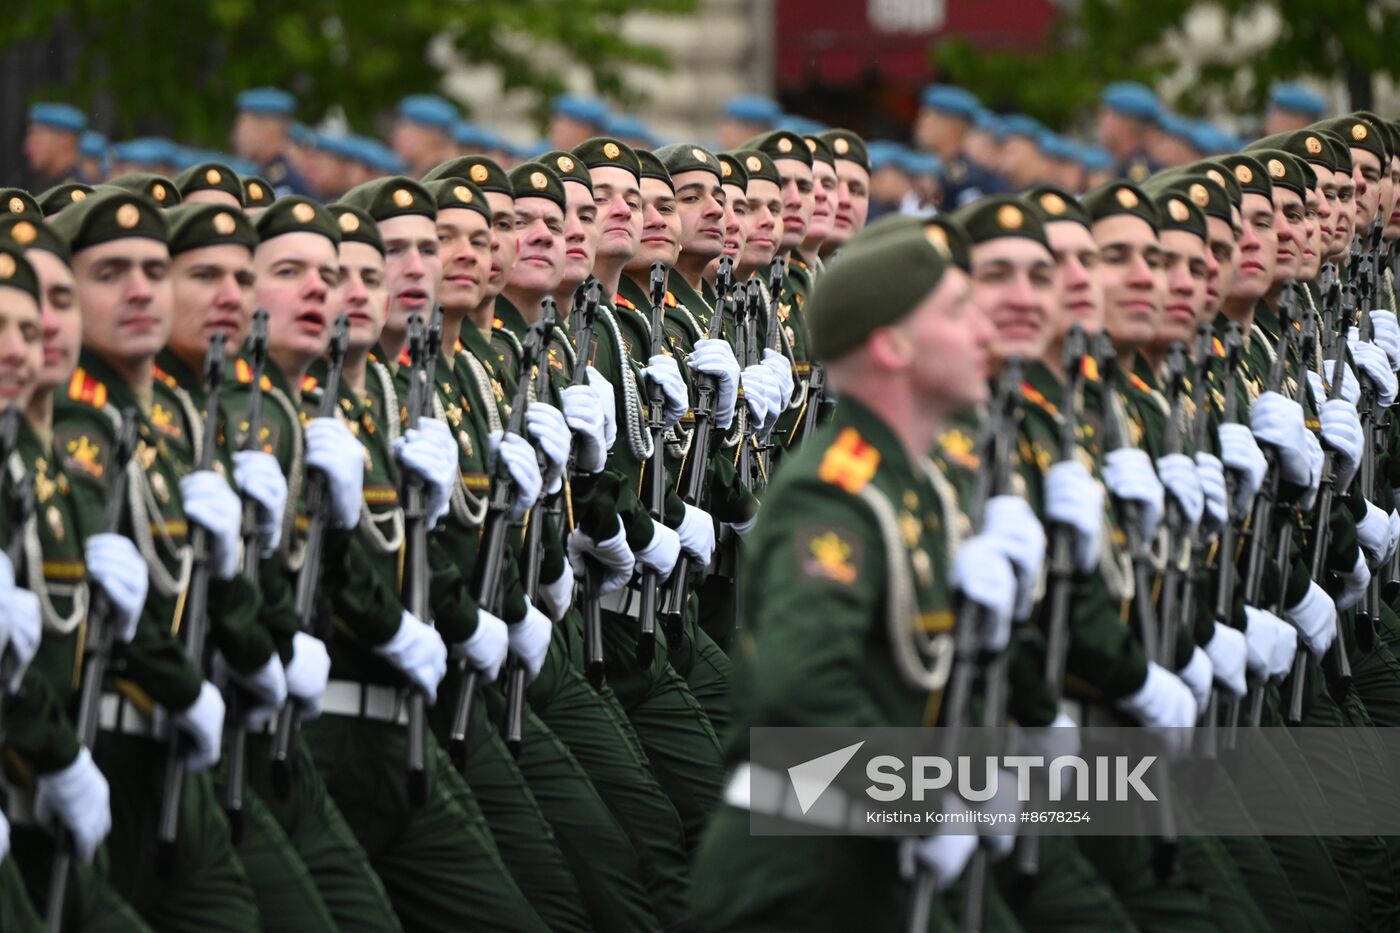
xmin=35 ymin=748 xmax=110 ymax=864
xmin=1318 ymin=399 xmax=1363 ymax=489
xmin=1177 ymin=646 xmax=1213 ymax=713
xmin=525 ymin=403 xmax=571 ymax=495
xmin=1358 ymin=500 xmax=1391 ymax=566
xmin=980 ymin=495 xmax=1046 ymax=621
xmin=1103 ymin=448 xmax=1164 ymax=543
xmin=643 ymin=354 xmax=689 ymax=430
xmin=488 ymin=432 xmax=543 ymax=521
xmin=762 ymin=347 xmax=796 ymax=403
xmin=1249 ymin=391 xmax=1311 ymax=485
xmin=1243 ymin=606 xmax=1281 ymax=680
xmin=950 ymin=536 xmax=1016 ymax=651
xmin=586 ymin=366 xmax=617 ymax=452
xmin=561 ymin=384 xmax=607 ymax=473
xmin=284 ymin=632 xmax=331 ymax=720
xmin=1204 ymin=623 xmax=1247 ymax=698
xmin=1116 ymin=661 xmax=1197 ymax=755
xmin=510 ymin=601 xmax=553 ymax=684
xmin=392 ymin=423 xmax=455 ymax=530
xmin=1300 ymin=430 xmax=1325 ymax=509
xmin=0 ymin=808 xmax=8 ymax=862
xmin=1012 ymin=712 xmax=1081 ymax=799
xmin=1388 ymin=510 xmax=1400 ymax=565
xmin=1217 ymin=423 xmax=1268 ymax=512
xmin=179 ymin=470 xmax=241 ymax=580
xmin=375 ymin=610 xmax=448 ymax=702
xmin=156 ymin=681 xmax=225 ymax=773
xmin=1267 ymin=616 xmax=1298 ymax=681
xmin=1156 ymin=453 xmax=1204 ymax=529
xmin=1335 ymin=548 xmax=1371 ymax=612
xmin=305 ymin=417 xmax=365 ymax=529
xmin=1045 ymin=460 xmax=1103 ymax=572
xmin=676 ymin=503 xmax=716 ymax=565
xmin=231 ymin=449 xmax=288 ymax=556
xmin=687 ymin=338 xmax=740 ymax=430
xmin=539 ymin=559 xmax=575 ymax=623
xmin=0 ymin=587 xmax=41 ymax=693
xmin=1285 ymin=579 xmax=1336 ymax=658
xmin=217 ymin=654 xmax=287 ymax=728
xmin=83 ymin=533 xmax=147 ymax=644
xmin=1318 ymin=361 xmax=1361 ymax=405
xmin=1370 ymin=310 xmax=1400 ymax=370
xmin=453 ymin=608 xmax=509 ymax=684
xmin=728 ymin=513 xmax=758 ymax=539
xmin=741 ymin=364 xmax=781 ymax=434
xmin=635 ymin=520 xmax=681 ymax=580
xmin=1194 ymin=453 xmax=1228 ymax=532
xmin=899 ymin=819 xmax=978 ymax=889
xmin=1347 ymin=333 xmax=1399 ymax=407
xmin=567 ymin=518 xmax=635 ymax=594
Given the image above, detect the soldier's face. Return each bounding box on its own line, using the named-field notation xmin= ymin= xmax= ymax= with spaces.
xmin=336 ymin=242 xmax=388 ymax=353
xmin=776 ymin=160 xmax=814 ymax=252
xmin=719 ymin=183 xmax=748 ymax=261
xmin=169 ymin=244 xmax=255 ymax=368
xmin=1299 ymin=190 xmax=1323 ymax=281
xmin=741 ymin=180 xmax=781 ymax=271
xmin=1204 ymin=214 xmax=1239 ymax=313
xmin=379 ymin=214 xmax=441 ymax=344
xmin=483 ymin=192 xmax=518 ymax=300
xmin=830 ymin=161 xmax=871 ymax=247
xmin=1386 ymin=156 xmax=1400 ymax=241
xmin=72 ymin=237 xmax=173 ymax=369
xmin=891 ymin=267 xmax=990 ymax=411
xmin=804 ymin=160 xmax=837 ymax=246
xmin=26 ymin=249 xmax=81 ymax=392
xmin=436 ymin=208 xmax=491 ymax=312
xmin=254 ymin=232 xmax=339 ymax=370
xmin=1227 ymin=193 xmax=1277 ymax=301
xmin=1092 ymin=215 xmax=1163 ymax=349
xmin=969 ymin=237 xmax=1056 ymax=363
xmin=1270 ymin=188 xmax=1306 ymax=283
xmin=1311 ymin=168 xmax=1336 ymax=254
xmin=627 ymin=178 xmax=680 ymax=270
xmin=560 ymin=181 xmax=599 ymax=288
xmin=1331 ymin=170 xmax=1355 ymax=251
xmin=0 ymin=287 xmax=42 ymax=409
xmin=508 ymin=198 xmax=566 ymax=296
xmin=1353 ymin=149 xmax=1382 ymax=233
xmin=590 ymin=167 xmax=641 ymax=263
xmin=672 ymin=170 xmax=726 ymax=263
xmin=1156 ymin=230 xmax=1208 ymax=347
xmin=1045 ymin=220 xmax=1103 ymax=338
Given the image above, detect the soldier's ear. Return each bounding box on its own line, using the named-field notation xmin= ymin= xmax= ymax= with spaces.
xmin=866 ymin=324 xmax=913 ymax=372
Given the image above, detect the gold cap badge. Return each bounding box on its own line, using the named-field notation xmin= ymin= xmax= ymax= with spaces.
xmin=10 ymin=221 xmax=36 ymax=245
xmin=691 ymin=148 xmax=708 ymax=163
xmin=0 ymin=254 xmax=14 ymax=279
xmin=834 ymin=137 xmax=850 ymax=155
xmin=292 ymin=202 xmax=315 ymax=223
xmin=7 ymin=197 xmax=23 ymax=214
xmin=1115 ymin=187 xmax=1138 ymax=209
xmin=71 ymin=189 xmax=86 ymax=203
xmin=1189 ymin=183 xmax=1209 ymax=207
xmin=721 ymin=161 xmax=732 ymax=178
xmin=1268 ymin=158 xmax=1285 ymax=179
xmin=1353 ymin=123 xmax=1368 ymax=141
xmin=205 ymin=168 xmax=222 ymax=185
xmin=213 ymin=212 xmax=236 ymax=235
xmin=470 ymin=164 xmax=489 ymax=183
xmin=1206 ymin=169 xmax=1225 ymax=188
xmin=392 ymin=188 xmax=414 ymax=208
xmin=924 ymin=225 xmax=950 ymax=257
xmin=1306 ymin=136 xmax=1322 ymax=155
xmin=151 ymin=184 xmax=167 ymax=202
xmin=453 ymin=185 xmax=472 ymax=203
xmin=338 ymin=211 xmax=360 ymax=233
xmin=997 ymin=204 xmax=1023 ymax=229
xmin=603 ymin=142 xmax=621 ymax=159
xmin=746 ymin=155 xmax=762 ymax=172
xmin=116 ymin=203 xmax=140 ymax=228
xmin=1168 ymin=199 xmax=1189 ymax=222
xmin=1234 ymin=164 xmax=1253 ymax=184
xmin=247 ymin=182 xmax=264 ymax=201
xmin=530 ymin=171 xmax=547 ymax=190
xmin=777 ymin=137 xmax=793 ymax=153
xmin=1039 ymin=193 xmax=1066 ymax=215
xmin=556 ymin=155 xmax=574 ymax=173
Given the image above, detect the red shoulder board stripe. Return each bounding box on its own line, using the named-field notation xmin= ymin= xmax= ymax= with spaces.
xmin=1080 ymin=356 xmax=1100 ymax=382
xmin=1212 ymin=337 xmax=1226 ymax=357
xmin=398 ymin=345 xmax=413 ymax=367
xmin=67 ymin=368 xmax=107 ymax=409
xmin=492 ymin=317 xmax=505 ymax=330
xmin=664 ymin=290 xmax=678 ymax=308
xmin=1128 ymin=372 xmax=1152 ymax=393
xmin=613 ymin=295 xmax=637 ymax=311
xmin=151 ymin=364 xmax=177 ymax=390
xmin=1020 ymin=382 xmax=1058 ymax=417
xmin=301 ymin=375 xmax=320 ymax=393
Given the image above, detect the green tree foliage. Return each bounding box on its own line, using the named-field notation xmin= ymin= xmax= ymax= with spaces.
xmin=4 ymin=0 xmax=694 ymax=143
xmin=933 ymin=0 xmax=1400 ymax=130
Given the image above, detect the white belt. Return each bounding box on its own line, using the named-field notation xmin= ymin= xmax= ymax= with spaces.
xmin=599 ymin=586 xmax=642 ymax=619
xmin=99 ymin=693 xmax=157 ymax=737
xmin=321 ymin=680 xmax=410 ymax=725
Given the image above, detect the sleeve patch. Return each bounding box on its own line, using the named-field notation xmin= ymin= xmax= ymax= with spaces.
xmin=817 ymin=427 xmax=880 ymax=493
xmin=796 ymin=526 xmax=864 ymax=585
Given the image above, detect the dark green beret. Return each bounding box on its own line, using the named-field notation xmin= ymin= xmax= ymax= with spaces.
xmin=0 ymin=215 xmax=71 ymax=263
xmin=925 ymin=215 xmax=971 ymax=272
xmin=1187 ymin=160 xmax=1244 ymax=208
xmin=537 ymin=151 xmax=593 ymax=192
xmin=1081 ymin=181 xmax=1160 ymax=231
xmin=729 ymin=149 xmax=780 ymax=187
xmin=0 ymin=189 xmax=41 ymax=219
xmin=1351 ymin=112 xmax=1392 ymax=160
xmin=655 ymin=143 xmax=721 ymax=182
xmin=326 ymin=203 xmax=383 ymax=255
xmin=1245 ymin=149 xmax=1309 ymax=198
xmin=1143 ymin=174 xmax=1232 ymax=224
xmin=0 ymin=242 xmax=40 ymax=303
xmin=340 ymin=176 xmax=435 ymax=223
xmin=818 ymin=129 xmax=871 ymax=172
xmin=1314 ymin=131 xmax=1353 ymax=174
xmin=1215 ymin=154 xmax=1273 ymax=199
xmin=1316 ymin=116 xmax=1384 ymax=162
xmin=952 ymin=194 xmax=1050 ymax=248
xmin=103 ymin=173 xmax=181 ymax=208
xmin=164 ymin=202 xmax=258 ymax=257
xmin=38 ymin=183 xmax=94 ymax=217
xmin=49 ymin=189 xmax=168 ymax=252
xmin=635 ymin=150 xmax=672 ymax=187
xmin=742 ymin=130 xmax=813 ymax=167
xmin=1247 ymin=130 xmax=1338 ymax=173
xmin=715 ymin=152 xmax=749 ymax=189
xmin=253 ymin=195 xmax=340 ymax=247
xmin=572 ymin=137 xmax=642 ymax=180
xmin=1150 ymin=192 xmax=1207 ymax=240
xmin=507 ymin=162 xmax=566 ymax=211
xmin=422 ymin=155 xmax=513 ymax=195
xmin=241 ymin=176 xmax=275 ymax=208
xmin=173 ymin=162 xmax=246 ymax=207
xmin=421 ymin=179 xmax=490 ymax=223
xmin=1025 ymin=184 xmax=1089 ymax=228
xmin=805 ymin=135 xmax=835 ymax=166
xmin=806 ymin=221 xmax=950 ymax=361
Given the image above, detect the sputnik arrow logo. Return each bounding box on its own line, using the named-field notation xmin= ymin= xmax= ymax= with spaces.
xmin=787 ymin=741 xmax=865 ymax=814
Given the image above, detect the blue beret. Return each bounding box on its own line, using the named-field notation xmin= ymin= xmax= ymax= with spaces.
xmin=899 ymin=151 xmax=942 ymax=177
xmin=227 ymin=156 xmax=262 ymax=177
xmin=288 ymin=122 xmax=315 ymax=146
xmin=1077 ymin=145 xmax=1114 ymax=171
xmin=168 ymin=147 xmax=207 ymax=172
xmin=724 ymin=95 xmax=782 ymax=126
xmin=866 ymin=141 xmax=906 ymax=172
xmin=1186 ymin=121 xmax=1230 ymax=154
xmin=79 ymin=131 xmax=108 ymax=158
xmin=972 ymin=108 xmax=1003 ymax=136
xmin=1269 ymin=82 xmax=1326 ymax=118
xmin=236 ymin=87 xmax=295 ymax=117
xmin=1001 ymin=114 xmax=1045 ymax=140
xmin=1156 ymin=112 xmax=1196 ymax=144
xmin=919 ymin=85 xmax=980 ymax=119
xmin=552 ymin=94 xmax=609 ymax=127
xmin=605 ymin=114 xmax=655 ymax=146
xmin=398 ymin=94 xmax=459 ymax=129
xmin=778 ymin=114 xmax=827 ymax=136
xmin=365 ymin=139 xmax=406 ymax=174
xmin=524 ymin=140 xmax=553 ymax=160
xmin=1101 ymin=82 xmax=1160 ymax=120
xmin=112 ymin=137 xmax=174 ymax=165
xmin=315 ymin=134 xmax=360 ymax=160
xmin=29 ymin=103 xmax=86 ymax=133
xmin=1040 ymin=133 xmax=1078 ymax=161
xmin=453 ymin=121 xmax=494 ymax=149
